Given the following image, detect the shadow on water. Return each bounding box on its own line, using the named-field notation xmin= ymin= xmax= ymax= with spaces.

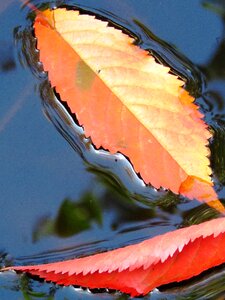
xmin=0 ymin=40 xmax=16 ymax=72
xmin=0 ymin=0 xmax=225 ymax=299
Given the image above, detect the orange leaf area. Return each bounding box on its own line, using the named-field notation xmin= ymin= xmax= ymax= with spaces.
xmin=4 ymin=217 xmax=225 ymax=296
xmin=33 ymin=9 xmax=224 ymax=212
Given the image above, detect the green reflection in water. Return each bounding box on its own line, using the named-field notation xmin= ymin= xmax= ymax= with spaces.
xmin=33 ymin=192 xmax=102 ymax=241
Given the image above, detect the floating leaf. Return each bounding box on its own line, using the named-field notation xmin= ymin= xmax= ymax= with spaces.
xmin=32 ymin=8 xmax=224 ymax=212
xmin=4 ymin=217 xmax=225 ymax=296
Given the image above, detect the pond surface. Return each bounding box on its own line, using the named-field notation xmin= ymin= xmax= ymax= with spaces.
xmin=0 ymin=0 xmax=225 ymax=299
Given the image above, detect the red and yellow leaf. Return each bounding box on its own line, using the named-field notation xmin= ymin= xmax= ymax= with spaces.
xmin=4 ymin=217 xmax=225 ymax=296
xmin=32 ymin=9 xmax=224 ymax=212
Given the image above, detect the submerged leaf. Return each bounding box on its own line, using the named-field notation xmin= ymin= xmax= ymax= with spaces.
xmin=4 ymin=217 xmax=225 ymax=296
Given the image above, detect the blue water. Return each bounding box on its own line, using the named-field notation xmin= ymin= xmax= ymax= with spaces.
xmin=0 ymin=0 xmax=225 ymax=299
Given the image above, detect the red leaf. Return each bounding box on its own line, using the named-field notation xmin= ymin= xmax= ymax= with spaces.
xmin=3 ymin=217 xmax=225 ymax=296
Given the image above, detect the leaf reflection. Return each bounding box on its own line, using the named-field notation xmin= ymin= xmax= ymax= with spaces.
xmin=33 ymin=193 xmax=102 ymax=241
xmin=32 ymin=183 xmax=158 ymax=242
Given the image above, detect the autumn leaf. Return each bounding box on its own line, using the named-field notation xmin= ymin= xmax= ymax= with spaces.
xmin=31 ymin=8 xmax=224 ymax=213
xmin=3 ymin=217 xmax=225 ymax=296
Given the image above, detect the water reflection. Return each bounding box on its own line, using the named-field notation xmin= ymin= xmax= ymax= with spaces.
xmin=201 ymin=0 xmax=225 ymax=107
xmin=32 ymin=193 xmax=102 ymax=241
xmin=160 ymin=265 xmax=225 ymax=300
xmin=32 ymin=184 xmax=159 ymax=243
xmin=1 ymin=0 xmax=225 ymax=299
xmin=133 ymin=19 xmax=204 ymax=97
xmin=201 ymin=0 xmax=225 ymax=196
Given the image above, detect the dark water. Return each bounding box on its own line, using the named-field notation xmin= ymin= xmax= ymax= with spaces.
xmin=0 ymin=0 xmax=225 ymax=299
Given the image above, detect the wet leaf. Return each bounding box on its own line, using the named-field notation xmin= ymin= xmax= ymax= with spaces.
xmin=4 ymin=217 xmax=225 ymax=296
xmin=32 ymin=8 xmax=224 ymax=212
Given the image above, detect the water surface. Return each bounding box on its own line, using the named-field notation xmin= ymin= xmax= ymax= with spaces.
xmin=0 ymin=0 xmax=225 ymax=299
